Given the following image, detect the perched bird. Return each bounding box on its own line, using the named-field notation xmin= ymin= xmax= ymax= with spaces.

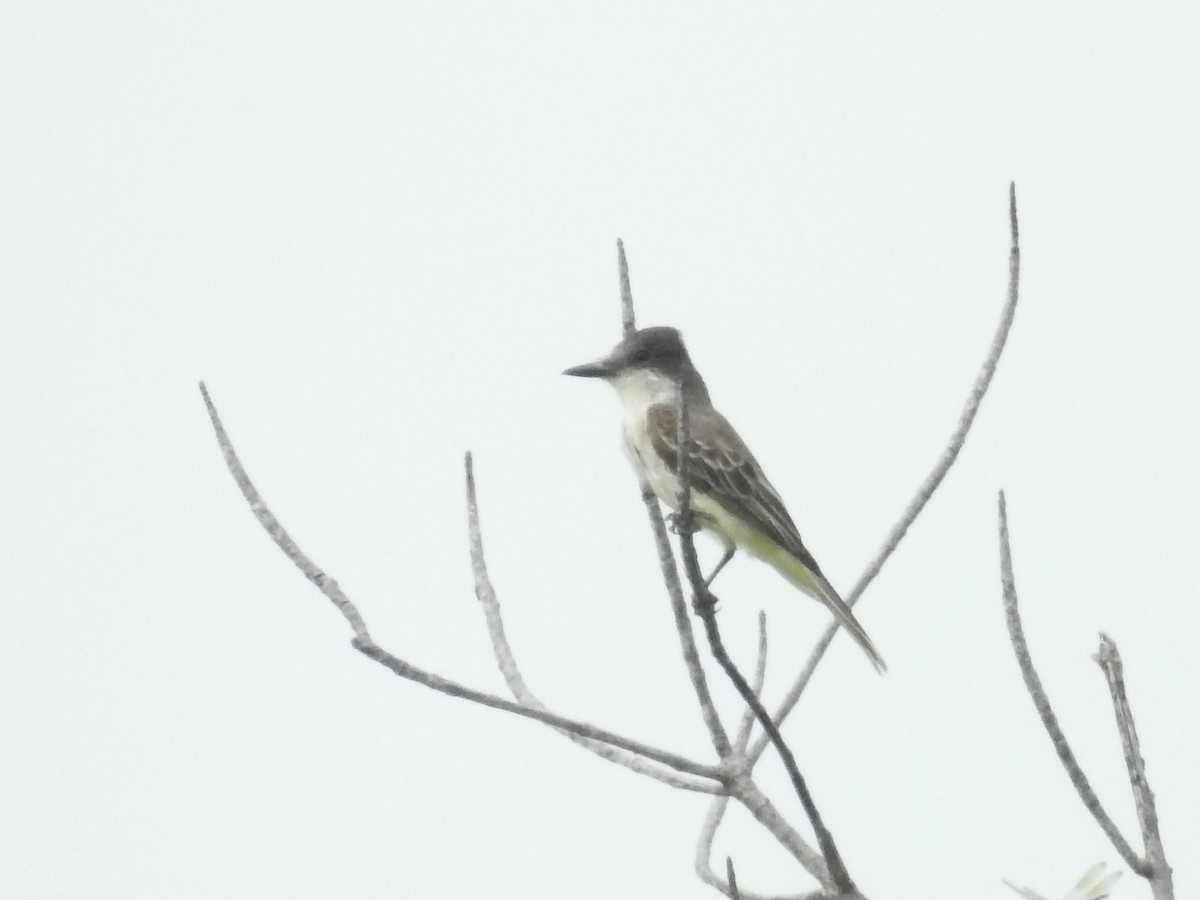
xmin=565 ymin=325 xmax=885 ymax=673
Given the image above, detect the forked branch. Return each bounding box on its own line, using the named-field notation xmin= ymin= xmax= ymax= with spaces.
xmin=200 ymin=383 xmax=723 ymax=784
xmin=1093 ymin=637 xmax=1173 ymax=899
xmin=999 ymin=493 xmax=1173 ymax=898
xmin=466 ymin=450 xmax=720 ymax=793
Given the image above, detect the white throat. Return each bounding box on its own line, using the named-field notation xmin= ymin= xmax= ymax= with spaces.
xmin=609 ymin=367 xmax=681 ymax=415
xmin=607 ymin=368 xmax=684 ymax=506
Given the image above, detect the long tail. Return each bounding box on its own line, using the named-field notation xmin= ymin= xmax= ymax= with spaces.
xmin=815 ymin=575 xmax=887 ymax=674
xmin=772 ymin=550 xmax=887 ymax=673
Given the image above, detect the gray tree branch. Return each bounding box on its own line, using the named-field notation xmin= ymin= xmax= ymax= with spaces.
xmin=997 ymin=492 xmax=1148 ymax=876
xmin=696 ymin=614 xmax=793 ymax=900
xmin=200 ymin=382 xmax=724 ymax=784
xmin=466 ymin=451 xmax=721 ymax=793
xmin=617 ymin=239 xmax=733 ymax=760
xmin=1093 ymin=635 xmax=1174 ymax=899
xmin=745 ymin=181 xmax=1023 ymax=767
xmin=734 ymin=612 xmax=769 ymax=751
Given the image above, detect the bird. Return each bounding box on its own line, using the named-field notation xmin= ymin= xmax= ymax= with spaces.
xmin=564 ymin=325 xmax=885 ymax=673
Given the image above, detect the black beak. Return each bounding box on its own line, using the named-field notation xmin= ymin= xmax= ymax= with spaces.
xmin=563 ymin=359 xmax=612 ymax=378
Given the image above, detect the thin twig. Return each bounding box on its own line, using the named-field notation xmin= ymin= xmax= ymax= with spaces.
xmin=696 ymin=794 xmax=734 ymax=894
xmin=746 ymin=181 xmax=1023 ymax=767
xmin=200 ymin=383 xmax=370 ymax=640
xmin=350 ymin=637 xmax=718 ymax=778
xmin=998 ymin=492 xmax=1148 ymax=876
xmin=465 ymin=451 xmax=720 ymax=794
xmin=200 ymin=382 xmax=723 ymax=783
xmin=1093 ymin=635 xmax=1173 ymax=898
xmin=734 ymin=778 xmax=831 ymax=883
xmin=735 ymin=612 xmax=769 ymax=751
xmin=676 ymin=390 xmax=853 ymax=896
xmin=696 ymin=844 xmax=812 ymax=900
xmin=617 ymin=241 xmax=732 ymax=759
xmin=696 ymin=613 xmax=775 ymax=896
xmin=726 ymin=858 xmax=741 ymax=900
xmin=695 ymin=786 xmax=834 ymax=900
xmin=642 ymin=484 xmax=734 ymax=758
xmin=697 ymin=857 xmax=841 ymax=900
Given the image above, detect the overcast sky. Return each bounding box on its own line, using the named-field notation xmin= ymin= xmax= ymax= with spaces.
xmin=3 ymin=3 xmax=1197 ymax=899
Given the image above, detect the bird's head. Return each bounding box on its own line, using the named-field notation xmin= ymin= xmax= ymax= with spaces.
xmin=563 ymin=326 xmax=693 ymax=386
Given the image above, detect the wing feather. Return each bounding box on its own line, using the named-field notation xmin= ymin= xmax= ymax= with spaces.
xmin=645 ymin=404 xmax=825 ymax=578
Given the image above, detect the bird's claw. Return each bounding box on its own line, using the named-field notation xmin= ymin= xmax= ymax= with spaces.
xmin=667 ymin=511 xmax=699 ymax=536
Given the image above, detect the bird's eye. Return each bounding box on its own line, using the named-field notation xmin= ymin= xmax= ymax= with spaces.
xmin=630 ymin=348 xmax=650 ymax=364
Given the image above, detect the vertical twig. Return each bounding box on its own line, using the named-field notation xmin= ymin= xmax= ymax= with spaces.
xmin=618 ymin=239 xmax=733 ymax=759
xmin=1094 ymin=635 xmax=1173 ymax=899
xmin=733 ymin=612 xmax=769 ymax=750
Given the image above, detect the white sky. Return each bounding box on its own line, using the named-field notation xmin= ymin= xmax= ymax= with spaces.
xmin=3 ymin=3 xmax=1197 ymax=898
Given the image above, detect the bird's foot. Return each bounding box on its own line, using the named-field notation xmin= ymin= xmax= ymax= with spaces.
xmin=667 ymin=510 xmax=706 ymax=536
xmin=666 ymin=511 xmax=698 ymax=536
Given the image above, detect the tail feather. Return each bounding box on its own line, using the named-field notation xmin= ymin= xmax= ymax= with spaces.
xmin=818 ymin=580 xmax=887 ymax=674
xmin=772 ymin=550 xmax=887 ymax=673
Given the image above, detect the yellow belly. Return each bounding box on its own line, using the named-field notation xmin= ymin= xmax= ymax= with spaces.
xmin=691 ymin=492 xmax=826 ymax=603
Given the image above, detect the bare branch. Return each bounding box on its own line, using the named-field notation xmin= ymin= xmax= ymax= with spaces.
xmin=676 ymin=389 xmax=853 ymax=896
xmin=696 ymin=786 xmax=835 ymax=900
xmin=748 ymin=181 xmax=1023 ymax=766
xmin=734 ymin=612 xmax=769 ymax=751
xmin=200 ymin=382 xmax=723 ymax=784
xmin=200 ymin=382 xmax=370 ymax=641
xmin=616 ymin=243 xmax=733 ymax=759
xmin=734 ymin=777 xmax=831 ymax=885
xmin=998 ymin=492 xmax=1148 ymax=876
xmin=696 ymin=795 xmax=735 ymax=894
xmin=465 ymin=451 xmax=720 ymax=794
xmin=696 ymin=818 xmax=814 ymax=900
xmin=696 ymin=613 xmax=779 ymax=896
xmin=1093 ymin=636 xmax=1174 ymax=898
xmin=643 ymin=483 xmax=734 ymax=758
xmin=350 ymin=637 xmax=719 ymax=778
